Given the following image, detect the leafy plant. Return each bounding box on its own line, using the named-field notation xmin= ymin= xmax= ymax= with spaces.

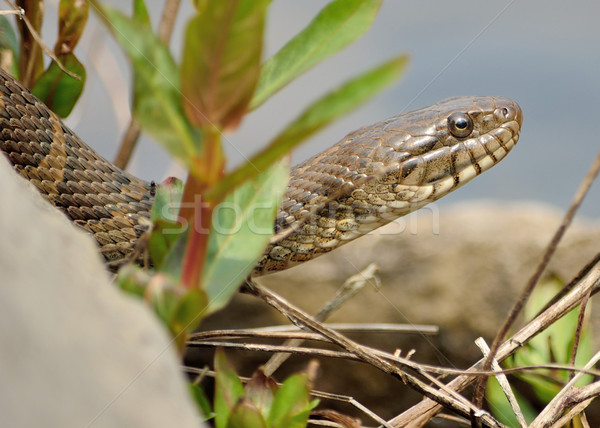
xmin=0 ymin=0 xmax=88 ymax=116
xmin=91 ymin=0 xmax=407 ymax=345
xmin=6 ymin=0 xmax=407 ymax=347
xmin=212 ymin=349 xmax=319 ymax=428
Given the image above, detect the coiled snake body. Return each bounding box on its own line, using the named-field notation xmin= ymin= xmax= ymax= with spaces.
xmin=0 ymin=68 xmax=523 ymax=275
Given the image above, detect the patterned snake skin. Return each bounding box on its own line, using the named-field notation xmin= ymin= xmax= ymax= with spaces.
xmin=0 ymin=68 xmax=523 ymax=275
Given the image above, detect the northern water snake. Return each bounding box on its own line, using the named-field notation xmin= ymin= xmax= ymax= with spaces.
xmin=0 ymin=68 xmax=523 ymax=275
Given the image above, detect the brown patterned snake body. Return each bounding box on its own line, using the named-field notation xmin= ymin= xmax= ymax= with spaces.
xmin=0 ymin=68 xmax=522 ymax=275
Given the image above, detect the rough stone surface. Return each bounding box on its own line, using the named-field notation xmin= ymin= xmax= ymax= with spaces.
xmin=0 ymin=156 xmax=202 ymax=428
xmin=195 ymin=199 xmax=600 ymax=422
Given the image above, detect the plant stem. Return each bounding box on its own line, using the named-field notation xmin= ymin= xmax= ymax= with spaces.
xmin=179 ymin=127 xmax=224 ymax=288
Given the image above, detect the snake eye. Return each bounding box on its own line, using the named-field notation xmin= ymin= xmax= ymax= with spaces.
xmin=447 ymin=112 xmax=474 ymax=138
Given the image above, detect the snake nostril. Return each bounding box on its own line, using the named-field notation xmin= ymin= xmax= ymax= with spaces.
xmin=495 ymin=106 xmax=512 ymax=121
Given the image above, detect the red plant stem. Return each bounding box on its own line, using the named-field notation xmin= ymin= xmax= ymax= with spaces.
xmin=179 ymin=176 xmax=208 ymax=288
xmin=179 ymin=127 xmax=224 ymax=289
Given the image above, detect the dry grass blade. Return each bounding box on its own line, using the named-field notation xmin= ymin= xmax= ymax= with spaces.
xmin=433 ymin=413 xmax=472 ymax=426
xmin=308 ymin=391 xmax=393 ymax=427
xmin=114 ymin=119 xmax=141 ymax=168
xmin=535 ymin=251 xmax=600 ymax=317
xmin=550 ymin=399 xmax=593 ymax=428
xmin=114 ymin=120 xmax=141 ymax=169
xmin=475 ymin=338 xmax=527 ymax=428
xmin=568 ymin=288 xmax=592 ymax=381
xmin=188 ymin=323 xmax=437 ymax=343
xmin=188 ymin=327 xmax=595 ymax=379
xmin=305 ymin=420 xmax=351 ymax=428
xmin=188 ymin=340 xmax=362 ymax=360
xmin=157 ymin=0 xmax=180 ymax=42
xmin=242 ymin=323 xmax=438 ymax=334
xmin=0 ymin=6 xmax=23 ymax=15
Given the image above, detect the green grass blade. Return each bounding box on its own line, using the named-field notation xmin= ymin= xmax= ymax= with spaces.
xmin=267 ymin=55 xmax=408 ymax=153
xmin=250 ymin=0 xmax=382 ymax=109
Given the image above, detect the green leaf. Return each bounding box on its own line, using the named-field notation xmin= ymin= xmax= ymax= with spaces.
xmin=215 ymin=349 xmax=245 ymax=428
xmin=31 ymin=55 xmax=85 ymax=117
xmin=117 ymin=265 xmax=207 ymax=347
xmin=31 ymin=0 xmax=88 ymax=117
xmin=251 ymin=0 xmax=382 ymax=109
xmin=244 ymin=370 xmax=278 ymax=420
xmin=95 ymin=3 xmax=204 ymax=178
xmin=266 ymin=55 xmax=408 ymax=159
xmin=148 ymin=178 xmax=186 ymax=268
xmin=129 ymin=274 xmax=205 ymax=347
xmin=181 ymin=0 xmax=269 ymax=130
xmin=159 ymin=228 xmax=188 ymax=280
xmin=132 ymin=0 xmax=151 ymax=26
xmin=56 ymin=0 xmax=89 ymax=54
xmin=189 ymin=383 xmax=215 ymax=420
xmin=202 ymin=157 xmax=289 ymax=313
xmin=206 ymin=55 xmax=407 ymax=202
xmin=486 ymin=377 xmax=537 ymax=427
xmin=169 ymin=288 xmax=208 ymax=340
xmin=268 ymin=373 xmax=316 ymax=428
xmin=147 ymin=276 xmax=183 ymax=324
xmin=116 ymin=264 xmax=152 ymax=297
xmin=227 ymin=400 xmax=267 ymax=428
xmin=0 ymin=15 xmax=19 ymax=75
xmin=0 ymin=15 xmax=18 ymax=54
xmin=511 ymin=277 xmax=594 ymax=402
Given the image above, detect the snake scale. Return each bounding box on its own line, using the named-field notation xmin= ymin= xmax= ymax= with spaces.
xmin=0 ymin=68 xmax=522 ymax=276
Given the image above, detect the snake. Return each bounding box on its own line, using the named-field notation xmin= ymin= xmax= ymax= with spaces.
xmin=0 ymin=67 xmax=522 ymax=276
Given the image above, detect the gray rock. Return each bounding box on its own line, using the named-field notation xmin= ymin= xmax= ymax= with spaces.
xmin=0 ymin=156 xmax=202 ymax=427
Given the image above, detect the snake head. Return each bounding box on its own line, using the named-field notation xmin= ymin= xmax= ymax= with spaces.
xmin=384 ymin=96 xmax=523 ymax=191
xmin=258 ymin=96 xmax=523 ymax=275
